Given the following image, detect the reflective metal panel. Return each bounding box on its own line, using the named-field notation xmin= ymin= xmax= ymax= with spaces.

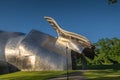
xmin=18 ymin=30 xmax=72 ymax=71
xmin=0 ymin=31 xmax=25 ymax=74
xmin=4 ymin=30 xmax=72 ymax=71
xmin=5 ymin=36 xmax=25 ymax=71
xmin=0 ymin=15 xmax=95 ymax=73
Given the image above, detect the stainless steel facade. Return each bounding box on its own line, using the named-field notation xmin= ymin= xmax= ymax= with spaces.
xmin=0 ymin=31 xmax=25 ymax=74
xmin=0 ymin=30 xmax=72 ymax=74
xmin=0 ymin=17 xmax=95 ymax=74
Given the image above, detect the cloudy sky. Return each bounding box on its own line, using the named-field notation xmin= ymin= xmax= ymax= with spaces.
xmin=0 ymin=0 xmax=120 ymax=43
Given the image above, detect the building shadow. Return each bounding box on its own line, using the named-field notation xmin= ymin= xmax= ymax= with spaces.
xmin=0 ymin=61 xmax=20 ymax=75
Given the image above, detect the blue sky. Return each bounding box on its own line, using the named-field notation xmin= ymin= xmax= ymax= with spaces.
xmin=0 ymin=0 xmax=120 ymax=43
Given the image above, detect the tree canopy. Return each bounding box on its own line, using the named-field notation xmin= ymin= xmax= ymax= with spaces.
xmin=87 ymin=37 xmax=120 ymax=65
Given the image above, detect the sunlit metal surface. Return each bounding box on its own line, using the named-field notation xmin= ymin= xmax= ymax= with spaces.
xmin=45 ymin=16 xmax=94 ymax=53
xmin=2 ymin=30 xmax=72 ymax=72
xmin=17 ymin=30 xmax=72 ymax=71
xmin=45 ymin=16 xmax=95 ymax=59
xmin=0 ymin=31 xmax=25 ymax=74
xmin=0 ymin=17 xmax=95 ymax=74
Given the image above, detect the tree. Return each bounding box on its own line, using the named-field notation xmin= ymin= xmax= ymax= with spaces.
xmin=108 ymin=0 xmax=118 ymax=4
xmin=88 ymin=37 xmax=120 ymax=65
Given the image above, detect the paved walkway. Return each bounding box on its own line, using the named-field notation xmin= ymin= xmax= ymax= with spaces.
xmin=48 ymin=71 xmax=87 ymax=80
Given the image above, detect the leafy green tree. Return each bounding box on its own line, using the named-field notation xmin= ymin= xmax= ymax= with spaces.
xmin=88 ymin=37 xmax=120 ymax=65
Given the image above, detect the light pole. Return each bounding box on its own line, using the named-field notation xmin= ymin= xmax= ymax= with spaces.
xmin=66 ymin=46 xmax=69 ymax=80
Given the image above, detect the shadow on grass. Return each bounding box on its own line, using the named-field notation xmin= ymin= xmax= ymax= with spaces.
xmin=83 ymin=69 xmax=120 ymax=80
xmin=89 ymin=76 xmax=120 ymax=80
xmin=77 ymin=63 xmax=120 ymax=70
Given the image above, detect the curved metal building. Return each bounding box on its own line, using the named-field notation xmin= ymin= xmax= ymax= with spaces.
xmin=0 ymin=30 xmax=72 ymax=74
xmin=0 ymin=17 xmax=95 ymax=74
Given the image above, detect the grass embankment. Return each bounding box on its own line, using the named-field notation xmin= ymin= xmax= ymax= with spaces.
xmin=1 ymin=64 xmax=120 ymax=80
xmin=83 ymin=70 xmax=120 ymax=80
xmin=0 ymin=71 xmax=76 ymax=80
xmin=83 ymin=64 xmax=120 ymax=80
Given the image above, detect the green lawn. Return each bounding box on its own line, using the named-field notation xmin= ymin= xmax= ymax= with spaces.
xmin=0 ymin=71 xmax=76 ymax=80
xmin=1 ymin=70 xmax=120 ymax=80
xmin=83 ymin=70 xmax=120 ymax=80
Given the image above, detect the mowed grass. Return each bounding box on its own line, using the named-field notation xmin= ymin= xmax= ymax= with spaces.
xmin=0 ymin=71 xmax=75 ymax=80
xmin=83 ymin=70 xmax=120 ymax=80
xmin=1 ymin=69 xmax=120 ymax=80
